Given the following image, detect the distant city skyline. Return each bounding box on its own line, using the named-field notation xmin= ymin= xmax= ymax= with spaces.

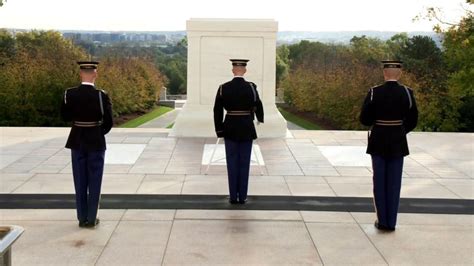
xmin=0 ymin=0 xmax=470 ymax=32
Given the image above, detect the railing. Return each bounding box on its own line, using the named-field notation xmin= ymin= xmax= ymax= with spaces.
xmin=0 ymin=226 xmax=24 ymax=266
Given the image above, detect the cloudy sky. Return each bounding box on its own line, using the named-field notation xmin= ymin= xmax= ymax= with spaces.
xmin=0 ymin=0 xmax=470 ymax=31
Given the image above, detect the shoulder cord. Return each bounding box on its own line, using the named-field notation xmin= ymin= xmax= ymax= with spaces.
xmin=248 ymin=82 xmax=257 ymax=102
xmin=368 ymin=88 xmax=373 ymax=139
xmin=219 ymin=85 xmax=223 ymax=96
xmin=98 ymin=91 xmax=104 ymax=122
xmin=403 ymin=85 xmax=413 ymax=109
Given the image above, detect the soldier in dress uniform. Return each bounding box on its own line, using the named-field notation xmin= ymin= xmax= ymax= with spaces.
xmin=360 ymin=60 xmax=418 ymax=231
xmin=61 ymin=61 xmax=113 ymax=228
xmin=213 ymin=59 xmax=264 ymax=204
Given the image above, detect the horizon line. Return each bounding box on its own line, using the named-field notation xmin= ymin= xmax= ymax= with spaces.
xmin=3 ymin=27 xmax=437 ymax=34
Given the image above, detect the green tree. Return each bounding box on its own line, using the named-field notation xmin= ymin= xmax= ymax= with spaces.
xmin=397 ymin=35 xmax=454 ymax=131
xmin=411 ymin=1 xmax=473 ymax=131
xmin=282 ymin=40 xmax=390 ymax=129
xmin=443 ymin=13 xmax=474 ymax=131
xmin=153 ymin=40 xmax=187 ymax=94
xmin=350 ymin=35 xmax=388 ymax=65
xmin=0 ymin=30 xmax=166 ymax=126
xmin=281 ymin=37 xmax=429 ymax=130
xmin=276 ymin=45 xmax=289 ymax=87
xmin=386 ymin=33 xmax=409 ymax=59
xmin=0 ymin=29 xmax=15 ymax=65
xmin=179 ymin=36 xmax=188 ymax=47
xmin=98 ymin=56 xmax=165 ymax=116
xmin=400 ymin=36 xmax=443 ymax=78
xmin=86 ymin=39 xmax=187 ymax=95
xmin=0 ymin=31 xmax=87 ymax=126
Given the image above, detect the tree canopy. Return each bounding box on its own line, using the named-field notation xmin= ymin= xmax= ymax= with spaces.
xmin=0 ymin=30 xmax=165 ymax=126
xmin=281 ymin=25 xmax=471 ymax=131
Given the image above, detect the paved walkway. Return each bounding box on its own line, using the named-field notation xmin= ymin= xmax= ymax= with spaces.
xmin=139 ymin=109 xmax=181 ymax=128
xmin=0 ymin=127 xmax=473 ymax=265
xmin=138 ymin=108 xmax=305 ymax=130
xmin=3 ymin=209 xmax=472 ymax=265
xmin=287 ymin=120 xmax=305 ymax=130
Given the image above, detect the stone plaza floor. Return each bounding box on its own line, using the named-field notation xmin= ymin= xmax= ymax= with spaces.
xmin=0 ymin=127 xmax=473 ymax=265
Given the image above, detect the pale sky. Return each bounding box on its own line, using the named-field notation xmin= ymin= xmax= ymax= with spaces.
xmin=0 ymin=0 xmax=470 ymax=32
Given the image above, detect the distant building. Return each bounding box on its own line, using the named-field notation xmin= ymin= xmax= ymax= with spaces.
xmin=60 ymin=31 xmax=185 ymax=46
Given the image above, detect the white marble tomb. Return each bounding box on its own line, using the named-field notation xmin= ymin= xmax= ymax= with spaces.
xmin=170 ymin=18 xmax=287 ymax=138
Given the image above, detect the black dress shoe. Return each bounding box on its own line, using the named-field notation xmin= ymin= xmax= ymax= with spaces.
xmin=85 ymin=218 xmax=100 ymax=228
xmin=229 ymin=199 xmax=239 ymax=204
xmin=238 ymin=199 xmax=247 ymax=204
xmin=78 ymin=221 xmax=88 ymax=228
xmin=374 ymin=221 xmax=395 ymax=232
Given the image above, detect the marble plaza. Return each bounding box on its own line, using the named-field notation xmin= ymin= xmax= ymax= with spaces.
xmin=0 ymin=127 xmax=473 ymax=265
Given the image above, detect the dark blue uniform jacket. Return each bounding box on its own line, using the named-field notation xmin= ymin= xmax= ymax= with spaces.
xmin=61 ymin=84 xmax=113 ymax=151
xmin=360 ymin=81 xmax=418 ymax=157
xmin=213 ymin=77 xmax=264 ymax=140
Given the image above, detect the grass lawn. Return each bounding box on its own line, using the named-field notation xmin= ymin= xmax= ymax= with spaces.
xmin=166 ymin=122 xmax=174 ymax=129
xmin=118 ymin=106 xmax=173 ymax=128
xmin=278 ymin=107 xmax=323 ymax=130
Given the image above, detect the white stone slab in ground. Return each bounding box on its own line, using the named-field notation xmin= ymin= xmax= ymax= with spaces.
xmin=0 ymin=154 xmax=24 ymax=170
xmin=201 ymin=144 xmax=264 ymax=166
xmin=317 ymin=146 xmax=371 ymax=167
xmin=105 ymin=144 xmax=146 ymax=164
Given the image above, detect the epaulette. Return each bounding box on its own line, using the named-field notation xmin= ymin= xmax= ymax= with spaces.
xmin=64 ymin=87 xmax=74 ymax=104
xmin=371 ymin=83 xmax=383 ymax=90
xmin=369 ymin=84 xmax=381 ymax=102
xmin=219 ymin=84 xmax=224 ymax=96
xmin=400 ymin=84 xmax=413 ymax=91
xmin=248 ymin=82 xmax=257 ymax=102
xmin=64 ymin=86 xmax=76 ymax=93
xmin=401 ymin=84 xmax=413 ymax=109
xmin=96 ymin=88 xmax=107 ymax=94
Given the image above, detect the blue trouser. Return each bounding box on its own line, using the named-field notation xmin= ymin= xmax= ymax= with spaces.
xmin=71 ymin=149 xmax=105 ymax=223
xmin=371 ymin=155 xmax=404 ymax=229
xmin=224 ymin=138 xmax=253 ymax=202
